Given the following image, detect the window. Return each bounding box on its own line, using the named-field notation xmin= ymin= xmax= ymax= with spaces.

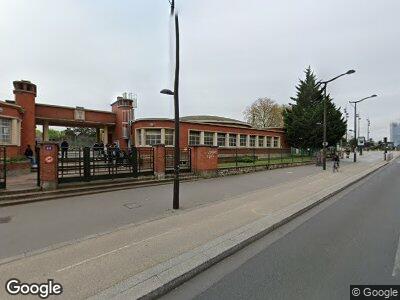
xmin=229 ymin=134 xmax=237 ymax=147
xmin=145 ymin=129 xmax=161 ymax=145
xmin=204 ymin=132 xmax=214 ymax=146
xmin=217 ymin=133 xmax=226 ymax=147
xmin=0 ymin=118 xmax=11 ymax=144
xmin=273 ymin=136 xmax=279 ymax=147
xmin=165 ymin=129 xmax=174 ymax=145
xmin=266 ymin=136 xmax=272 ymax=147
xmin=240 ymin=135 xmax=247 ymax=147
xmin=189 ymin=131 xmax=201 ymax=145
xmin=250 ymin=135 xmax=256 ymax=147
xmin=258 ymin=136 xmax=264 ymax=147
xmin=136 ymin=129 xmax=142 ymax=146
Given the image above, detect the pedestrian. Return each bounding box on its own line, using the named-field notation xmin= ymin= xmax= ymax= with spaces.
xmin=24 ymin=145 xmax=35 ymax=166
xmin=60 ymin=140 xmax=69 ymax=159
xmin=332 ymin=153 xmax=340 ymax=172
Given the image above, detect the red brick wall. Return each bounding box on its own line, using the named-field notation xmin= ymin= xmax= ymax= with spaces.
xmin=191 ymin=146 xmax=218 ymax=173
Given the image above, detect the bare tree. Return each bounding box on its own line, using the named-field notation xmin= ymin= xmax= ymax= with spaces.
xmin=243 ymin=98 xmax=285 ymax=128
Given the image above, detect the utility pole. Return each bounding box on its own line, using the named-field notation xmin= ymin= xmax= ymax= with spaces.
xmin=316 ymin=69 xmax=355 ymax=170
xmin=160 ymin=0 xmax=180 ymax=209
xmin=349 ymin=94 xmax=378 ymax=162
xmin=367 ymin=118 xmax=370 ymax=141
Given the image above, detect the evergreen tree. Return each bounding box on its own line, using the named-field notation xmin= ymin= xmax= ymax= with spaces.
xmin=283 ymin=67 xmax=346 ymax=150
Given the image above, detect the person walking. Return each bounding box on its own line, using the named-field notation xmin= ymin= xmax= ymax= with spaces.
xmin=332 ymin=153 xmax=340 ymax=172
xmin=24 ymin=145 xmax=35 ymax=166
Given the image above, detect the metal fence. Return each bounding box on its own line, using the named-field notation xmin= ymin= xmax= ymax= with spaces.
xmin=165 ymin=148 xmax=191 ymax=173
xmin=217 ymin=148 xmax=314 ymax=169
xmin=58 ymin=147 xmax=154 ymax=183
xmin=0 ymin=147 xmax=6 ymax=189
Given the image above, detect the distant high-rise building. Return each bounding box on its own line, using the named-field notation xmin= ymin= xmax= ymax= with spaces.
xmin=390 ymin=122 xmax=400 ymax=146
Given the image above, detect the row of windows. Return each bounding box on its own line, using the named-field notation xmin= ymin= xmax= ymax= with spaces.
xmin=189 ymin=131 xmax=280 ymax=148
xmin=0 ymin=118 xmax=11 ymax=144
xmin=136 ymin=128 xmax=280 ymax=148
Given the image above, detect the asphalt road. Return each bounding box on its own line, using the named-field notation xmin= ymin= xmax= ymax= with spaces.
xmin=0 ymin=163 xmax=323 ymax=260
xmin=163 ymin=157 xmax=400 ymax=300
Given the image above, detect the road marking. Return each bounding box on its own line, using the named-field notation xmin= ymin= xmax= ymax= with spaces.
xmin=392 ymin=234 xmax=400 ymax=277
xmin=56 ymin=229 xmax=180 ymax=273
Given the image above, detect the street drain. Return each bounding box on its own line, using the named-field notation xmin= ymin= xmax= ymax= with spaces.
xmin=0 ymin=216 xmax=12 ymax=223
xmin=123 ymin=203 xmax=141 ymax=209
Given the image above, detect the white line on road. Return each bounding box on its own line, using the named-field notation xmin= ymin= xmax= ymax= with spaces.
xmin=56 ymin=229 xmax=180 ymax=273
xmin=392 ymin=234 xmax=400 ymax=277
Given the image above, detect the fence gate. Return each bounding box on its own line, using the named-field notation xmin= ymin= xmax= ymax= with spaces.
xmin=165 ymin=148 xmax=191 ymax=173
xmin=0 ymin=147 xmax=6 ymax=189
xmin=58 ymin=147 xmax=153 ymax=183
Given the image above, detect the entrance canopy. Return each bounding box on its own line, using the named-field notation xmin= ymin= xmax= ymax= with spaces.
xmin=35 ymin=103 xmax=116 ymax=128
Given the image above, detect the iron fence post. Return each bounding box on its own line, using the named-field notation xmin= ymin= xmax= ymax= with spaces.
xmin=83 ymin=147 xmax=91 ymax=181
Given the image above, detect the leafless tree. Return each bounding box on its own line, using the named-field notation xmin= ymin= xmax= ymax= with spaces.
xmin=243 ymin=98 xmax=285 ymax=128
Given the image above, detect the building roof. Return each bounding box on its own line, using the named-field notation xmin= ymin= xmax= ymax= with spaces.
xmin=180 ymin=115 xmax=252 ymax=128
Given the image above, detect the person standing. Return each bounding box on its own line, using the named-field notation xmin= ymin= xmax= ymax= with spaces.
xmin=60 ymin=140 xmax=69 ymax=159
xmin=24 ymin=145 xmax=35 ymax=166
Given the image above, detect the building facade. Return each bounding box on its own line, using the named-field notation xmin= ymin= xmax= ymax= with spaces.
xmin=1 ymin=80 xmax=288 ymax=158
xmin=390 ymin=122 xmax=400 ymax=146
xmin=133 ymin=116 xmax=288 ymax=152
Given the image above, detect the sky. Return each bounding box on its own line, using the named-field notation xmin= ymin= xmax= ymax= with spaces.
xmin=1 ymin=0 xmax=399 ymax=141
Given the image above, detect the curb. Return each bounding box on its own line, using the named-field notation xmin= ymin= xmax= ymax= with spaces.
xmin=90 ymin=161 xmax=389 ymax=300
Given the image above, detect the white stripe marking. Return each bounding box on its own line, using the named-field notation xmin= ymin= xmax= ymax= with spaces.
xmin=392 ymin=234 xmax=400 ymax=277
xmin=56 ymin=229 xmax=179 ymax=273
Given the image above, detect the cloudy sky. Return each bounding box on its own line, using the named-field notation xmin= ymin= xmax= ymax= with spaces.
xmin=1 ymin=0 xmax=399 ymax=140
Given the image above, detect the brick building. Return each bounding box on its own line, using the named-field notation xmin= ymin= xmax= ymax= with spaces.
xmin=133 ymin=116 xmax=288 ymax=153
xmin=1 ymin=80 xmax=287 ymax=158
xmin=0 ymin=80 xmax=135 ymax=157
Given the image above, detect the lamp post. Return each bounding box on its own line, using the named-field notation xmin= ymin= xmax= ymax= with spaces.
xmin=349 ymin=94 xmax=377 ymax=162
xmin=316 ymin=69 xmax=355 ymax=170
xmin=160 ymin=0 xmax=180 ymax=209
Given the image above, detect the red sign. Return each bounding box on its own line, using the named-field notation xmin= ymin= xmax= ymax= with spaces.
xmin=45 ymin=156 xmax=54 ymax=164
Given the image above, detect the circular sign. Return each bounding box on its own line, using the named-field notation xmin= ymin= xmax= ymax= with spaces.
xmin=45 ymin=156 xmax=54 ymax=164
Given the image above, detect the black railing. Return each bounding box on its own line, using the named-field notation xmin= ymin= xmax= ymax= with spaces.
xmin=58 ymin=146 xmax=153 ymax=183
xmin=165 ymin=147 xmax=191 ymax=173
xmin=217 ymin=148 xmax=314 ymax=169
xmin=0 ymin=147 xmax=6 ymax=189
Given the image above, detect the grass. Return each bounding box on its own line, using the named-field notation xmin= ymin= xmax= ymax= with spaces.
xmin=218 ymin=156 xmax=313 ymax=169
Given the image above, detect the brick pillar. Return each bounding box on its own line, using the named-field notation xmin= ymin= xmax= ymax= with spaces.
xmin=13 ymin=80 xmax=37 ymax=156
xmin=190 ymin=145 xmax=218 ymax=177
xmin=39 ymin=142 xmax=58 ymax=190
xmin=153 ymin=144 xmax=166 ymax=179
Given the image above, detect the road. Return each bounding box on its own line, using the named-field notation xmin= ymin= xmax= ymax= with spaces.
xmin=163 ymin=156 xmax=400 ymax=300
xmin=0 ymin=163 xmax=324 ymax=260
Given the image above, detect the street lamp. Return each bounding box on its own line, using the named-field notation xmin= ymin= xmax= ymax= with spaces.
xmin=349 ymin=94 xmax=377 ymax=162
xmin=160 ymin=0 xmax=180 ymax=210
xmin=316 ymin=69 xmax=355 ymax=170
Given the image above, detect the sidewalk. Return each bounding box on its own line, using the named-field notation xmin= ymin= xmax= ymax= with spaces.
xmin=0 ymin=153 xmax=396 ymax=299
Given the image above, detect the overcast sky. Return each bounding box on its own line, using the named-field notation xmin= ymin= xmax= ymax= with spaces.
xmin=1 ymin=0 xmax=399 ymax=140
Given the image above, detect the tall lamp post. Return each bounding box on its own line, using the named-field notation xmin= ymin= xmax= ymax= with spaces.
xmin=316 ymin=69 xmax=355 ymax=170
xmin=349 ymin=94 xmax=377 ymax=162
xmin=160 ymin=0 xmax=180 ymax=209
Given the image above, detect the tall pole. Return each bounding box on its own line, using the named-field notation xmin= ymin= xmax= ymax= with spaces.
xmin=173 ymin=10 xmax=180 ymax=209
xmin=322 ymin=83 xmax=327 ymax=170
xmin=353 ymin=103 xmax=357 ymax=162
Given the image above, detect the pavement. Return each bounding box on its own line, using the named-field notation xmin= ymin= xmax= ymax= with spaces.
xmin=0 ymin=163 xmax=319 ymax=259
xmin=163 ymin=154 xmax=400 ymax=300
xmin=0 ymin=151 xmax=393 ymax=299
